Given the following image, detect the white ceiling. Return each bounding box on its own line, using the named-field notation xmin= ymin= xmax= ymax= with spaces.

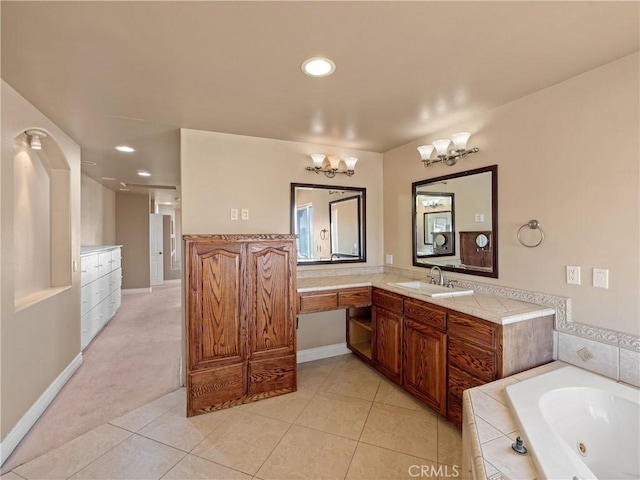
xmin=2 ymin=1 xmax=638 ymax=205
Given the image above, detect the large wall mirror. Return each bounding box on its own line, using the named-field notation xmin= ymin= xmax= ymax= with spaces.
xmin=291 ymin=183 xmax=366 ymax=265
xmin=412 ymin=165 xmax=498 ymax=278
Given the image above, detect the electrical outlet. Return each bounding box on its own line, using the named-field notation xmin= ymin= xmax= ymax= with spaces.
xmin=593 ymin=268 xmax=609 ymax=288
xmin=230 ymin=208 xmax=239 ymax=221
xmin=566 ymin=266 xmax=581 ymax=285
xmin=241 ymin=208 xmax=249 ymax=221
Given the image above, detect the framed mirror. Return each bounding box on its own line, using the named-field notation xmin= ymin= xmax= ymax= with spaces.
xmin=291 ymin=183 xmax=366 ymax=265
xmin=412 ymin=165 xmax=498 ymax=278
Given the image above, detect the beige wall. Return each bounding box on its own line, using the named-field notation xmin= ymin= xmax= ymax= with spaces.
xmin=180 ymin=129 xmax=384 ymax=268
xmin=1 ymin=81 xmax=82 ymax=440
xmin=181 ymin=129 xmax=384 ymax=350
xmin=115 ymin=193 xmax=151 ymax=289
xmin=81 ymin=174 xmax=116 ymax=246
xmin=383 ymin=52 xmax=640 ymax=336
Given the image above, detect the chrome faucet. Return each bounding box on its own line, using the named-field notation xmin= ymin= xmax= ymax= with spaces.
xmin=430 ymin=266 xmax=444 ymax=286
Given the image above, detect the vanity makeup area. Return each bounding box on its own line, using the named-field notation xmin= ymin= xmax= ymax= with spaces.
xmin=292 ymin=166 xmax=555 ymax=429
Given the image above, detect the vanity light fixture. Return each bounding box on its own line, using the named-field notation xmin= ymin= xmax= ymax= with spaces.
xmin=26 ymin=129 xmax=47 ymax=150
xmin=417 ymin=132 xmax=479 ymax=167
xmin=306 ymin=154 xmax=357 ymax=178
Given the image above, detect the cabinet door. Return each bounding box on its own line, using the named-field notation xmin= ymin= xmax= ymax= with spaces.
xmin=186 ymin=241 xmax=247 ymax=415
xmin=373 ymin=306 xmax=402 ymax=384
xmin=403 ymin=318 xmax=447 ymax=415
xmin=246 ymin=241 xmax=296 ymax=395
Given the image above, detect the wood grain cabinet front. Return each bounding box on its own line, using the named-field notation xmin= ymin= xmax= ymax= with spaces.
xmin=184 ymin=234 xmax=297 ymax=417
xmin=372 ymin=288 xmax=404 ymax=384
xmin=403 ymin=301 xmax=447 ymax=416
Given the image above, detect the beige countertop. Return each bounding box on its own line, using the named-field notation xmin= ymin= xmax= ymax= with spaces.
xmin=297 ymin=272 xmax=555 ymax=326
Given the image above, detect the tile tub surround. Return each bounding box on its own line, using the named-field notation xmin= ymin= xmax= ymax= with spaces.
xmin=298 ymin=266 xmax=640 ymax=385
xmin=462 ymin=362 xmax=568 ymax=480
xmin=6 ymin=354 xmax=464 ymax=480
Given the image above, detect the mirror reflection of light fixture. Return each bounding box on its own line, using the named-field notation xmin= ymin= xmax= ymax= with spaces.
xmin=306 ymin=154 xmax=357 ymax=178
xmin=26 ymin=129 xmax=47 ymax=150
xmin=417 ymin=132 xmax=479 ymax=167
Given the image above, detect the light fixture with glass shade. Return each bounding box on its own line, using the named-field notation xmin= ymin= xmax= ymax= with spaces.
xmin=306 ymin=154 xmax=357 ymax=178
xmin=417 ymin=132 xmax=479 ymax=167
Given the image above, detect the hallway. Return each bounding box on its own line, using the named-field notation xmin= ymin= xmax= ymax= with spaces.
xmin=2 ymin=281 xmax=183 ymax=472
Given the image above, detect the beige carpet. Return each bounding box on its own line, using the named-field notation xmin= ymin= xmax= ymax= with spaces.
xmin=2 ymin=281 xmax=183 ymax=472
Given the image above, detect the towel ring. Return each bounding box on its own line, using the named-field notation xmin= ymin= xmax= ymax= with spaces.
xmin=517 ymin=219 xmax=545 ymax=248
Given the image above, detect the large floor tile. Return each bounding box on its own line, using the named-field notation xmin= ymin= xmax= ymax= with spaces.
xmin=437 ymin=417 xmax=462 ymax=467
xmin=238 ymin=390 xmax=313 ymax=423
xmin=162 ymin=454 xmax=252 ymax=480
xmin=13 ymin=423 xmax=131 ymax=480
xmin=360 ymin=403 xmax=438 ymax=461
xmin=69 ymin=434 xmax=185 ymax=479
xmin=294 ymin=390 xmax=372 ymax=440
xmin=256 ymin=425 xmax=357 ymax=480
xmin=138 ymin=403 xmax=235 ymax=452
xmin=321 ymin=360 xmax=382 ymax=401
xmin=1 ymin=472 xmax=25 ymax=479
xmin=374 ymin=378 xmax=425 ymax=411
xmin=109 ymin=388 xmax=185 ymax=433
xmin=345 ymin=443 xmax=438 ymax=480
xmin=191 ymin=411 xmax=290 ymax=475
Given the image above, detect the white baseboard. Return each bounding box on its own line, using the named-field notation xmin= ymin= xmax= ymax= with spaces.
xmin=297 ymin=343 xmax=351 ymax=364
xmin=1 ymin=353 xmax=83 ymax=466
xmin=121 ymin=287 xmax=152 ymax=295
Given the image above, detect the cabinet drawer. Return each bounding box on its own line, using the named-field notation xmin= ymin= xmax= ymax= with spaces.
xmin=372 ymin=288 xmax=403 ymax=314
xmin=448 ymin=338 xmax=497 ymax=382
xmin=298 ymin=291 xmax=338 ymax=313
xmin=448 ymin=312 xmax=499 ymax=349
xmin=404 ymin=298 xmax=446 ymax=331
xmin=339 ymin=287 xmax=372 ymax=308
xmin=448 ymin=364 xmax=487 ymax=399
xmin=81 ymin=254 xmax=98 ymax=286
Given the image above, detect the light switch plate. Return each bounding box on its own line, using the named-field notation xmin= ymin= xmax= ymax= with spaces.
xmin=385 ymin=254 xmax=393 ymax=264
xmin=230 ymin=208 xmax=239 ymax=221
xmin=593 ymin=268 xmax=609 ymax=288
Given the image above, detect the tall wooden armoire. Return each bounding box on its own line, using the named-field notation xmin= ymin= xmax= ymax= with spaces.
xmin=184 ymin=234 xmax=297 ymax=417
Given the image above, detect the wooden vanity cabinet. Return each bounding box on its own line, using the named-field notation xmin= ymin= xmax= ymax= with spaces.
xmin=403 ymin=299 xmax=448 ymax=416
xmin=372 ymin=288 xmax=403 ymax=384
xmin=184 ymin=234 xmax=297 ymax=417
xmin=446 ymin=310 xmax=554 ymax=428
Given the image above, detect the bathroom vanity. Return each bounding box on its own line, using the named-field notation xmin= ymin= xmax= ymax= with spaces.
xmin=297 ymin=272 xmax=555 ymax=428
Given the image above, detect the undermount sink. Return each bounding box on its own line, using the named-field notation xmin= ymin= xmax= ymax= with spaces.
xmin=388 ymin=281 xmax=474 ymax=298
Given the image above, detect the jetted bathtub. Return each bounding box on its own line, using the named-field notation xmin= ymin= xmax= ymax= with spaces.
xmin=505 ymin=365 xmax=640 ymax=480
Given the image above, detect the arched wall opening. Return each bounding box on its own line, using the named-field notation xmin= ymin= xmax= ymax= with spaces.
xmin=13 ymin=130 xmax=71 ymax=309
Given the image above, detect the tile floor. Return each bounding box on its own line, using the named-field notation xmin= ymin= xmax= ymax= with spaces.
xmin=4 ymin=354 xmax=462 ymax=480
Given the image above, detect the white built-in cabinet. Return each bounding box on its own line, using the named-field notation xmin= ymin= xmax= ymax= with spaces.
xmin=80 ymin=245 xmax=122 ymax=349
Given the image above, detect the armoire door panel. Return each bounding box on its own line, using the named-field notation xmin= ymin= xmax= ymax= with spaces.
xmin=189 ymin=243 xmax=245 ymax=370
xmin=248 ymin=243 xmax=295 ymax=358
xmin=188 ymin=363 xmax=247 ymax=416
xmin=248 ymin=354 xmax=296 ymax=395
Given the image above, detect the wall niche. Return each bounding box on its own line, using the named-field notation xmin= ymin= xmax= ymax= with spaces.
xmin=13 ymin=130 xmax=71 ymax=310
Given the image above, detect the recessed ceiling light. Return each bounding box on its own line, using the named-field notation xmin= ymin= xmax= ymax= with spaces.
xmin=301 ymin=57 xmax=335 ymax=77
xmin=101 ymin=177 xmax=116 ymax=181
xmin=119 ymin=188 xmax=130 ymax=192
xmin=115 ymin=145 xmax=135 ymax=153
xmin=137 ymin=170 xmax=151 ymax=177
